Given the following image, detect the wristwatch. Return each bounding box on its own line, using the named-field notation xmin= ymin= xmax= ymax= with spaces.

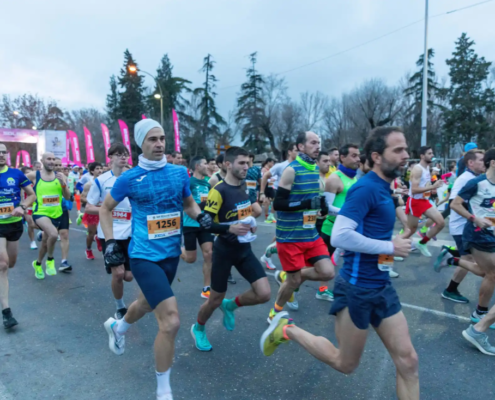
xmin=20 ymin=205 xmax=27 ymax=211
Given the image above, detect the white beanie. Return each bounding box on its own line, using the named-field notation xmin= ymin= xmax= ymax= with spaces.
xmin=134 ymin=119 xmax=163 ymax=148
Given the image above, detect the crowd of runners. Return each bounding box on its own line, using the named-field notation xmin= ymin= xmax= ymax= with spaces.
xmin=1 ymin=118 xmax=495 ymax=400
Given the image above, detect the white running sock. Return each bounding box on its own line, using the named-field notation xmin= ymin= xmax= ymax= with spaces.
xmin=115 ymin=316 xmax=132 ymax=336
xmin=115 ymin=298 xmax=126 ymax=310
xmin=156 ymin=369 xmax=171 ymax=397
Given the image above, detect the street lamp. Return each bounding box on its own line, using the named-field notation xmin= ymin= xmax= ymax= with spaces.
xmin=420 ymin=0 xmax=429 ymax=146
xmin=128 ymin=65 xmax=164 ymax=127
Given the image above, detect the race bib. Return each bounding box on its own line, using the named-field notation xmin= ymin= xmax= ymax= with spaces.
xmin=42 ymin=195 xmax=60 ymax=207
xmin=147 ymin=212 xmax=181 ymax=240
xmin=378 ymin=254 xmax=394 ymax=272
xmin=0 ymin=203 xmax=14 ymax=219
xmin=200 ymin=194 xmax=208 ymax=203
xmin=303 ymin=211 xmax=317 ymax=229
xmin=112 ymin=208 xmax=132 ymax=224
xmin=246 ymin=180 xmax=257 ymax=190
xmin=423 ymin=191 xmax=431 ymax=199
xmin=237 ymin=203 xmax=253 ymax=220
xmin=268 ymin=181 xmax=274 ymax=188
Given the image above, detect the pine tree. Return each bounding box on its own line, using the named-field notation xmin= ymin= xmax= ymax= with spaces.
xmin=443 ymin=33 xmax=495 ymax=147
xmin=106 ymin=75 xmax=120 ymax=127
xmin=235 ymin=52 xmax=266 ymax=153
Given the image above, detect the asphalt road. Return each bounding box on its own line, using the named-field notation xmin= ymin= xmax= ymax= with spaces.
xmin=0 ymin=212 xmax=494 ymax=400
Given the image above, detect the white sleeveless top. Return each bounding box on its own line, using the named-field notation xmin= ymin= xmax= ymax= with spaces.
xmin=409 ymin=164 xmax=431 ymax=200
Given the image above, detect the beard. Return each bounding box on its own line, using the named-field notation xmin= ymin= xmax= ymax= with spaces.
xmin=381 ymin=159 xmax=403 ymax=179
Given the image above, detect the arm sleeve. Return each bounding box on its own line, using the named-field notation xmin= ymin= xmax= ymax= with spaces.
xmin=273 ymin=187 xmax=311 ymax=211
xmin=87 ymin=178 xmax=102 ymax=206
xmin=458 ymin=178 xmax=479 ymax=201
xmin=323 ymin=192 xmax=340 ymax=216
xmin=204 ymin=211 xmax=230 ymax=234
xmin=110 ymin=174 xmax=129 ymax=202
xmin=331 ymin=215 xmax=394 ymax=255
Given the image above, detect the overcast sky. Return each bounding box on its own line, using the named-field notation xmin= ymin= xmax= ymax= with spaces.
xmin=2 ymin=0 xmax=494 ymax=118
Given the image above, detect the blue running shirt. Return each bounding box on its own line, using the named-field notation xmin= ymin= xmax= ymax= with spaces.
xmin=0 ymin=167 xmax=31 ymax=224
xmin=111 ymin=164 xmax=191 ymax=261
xmin=338 ymin=171 xmax=396 ymax=288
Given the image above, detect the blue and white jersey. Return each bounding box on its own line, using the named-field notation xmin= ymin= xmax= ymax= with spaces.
xmin=458 ymin=174 xmax=495 ymax=227
xmin=111 ymin=164 xmax=191 ymax=261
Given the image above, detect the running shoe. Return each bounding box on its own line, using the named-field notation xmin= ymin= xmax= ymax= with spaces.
xmin=201 ymin=287 xmax=210 ymax=299
xmin=104 ymin=317 xmax=125 ymax=355
xmin=260 ymin=254 xmax=277 ymax=270
xmin=85 ymin=249 xmax=95 ymax=260
xmin=45 ymin=259 xmax=57 ymax=276
xmin=76 ymin=213 xmax=83 ymax=226
xmin=95 ymin=236 xmax=102 ymax=252
xmin=462 ymin=325 xmax=495 ymax=356
xmin=191 ymin=324 xmax=212 ymax=352
xmin=414 ymin=239 xmax=432 ymax=257
xmin=36 ymin=231 xmax=43 ymax=242
xmin=219 ymin=299 xmax=235 ymax=331
xmin=157 ymin=394 xmax=174 ymax=400
xmin=287 ymin=292 xmax=299 ymax=310
xmin=434 ymin=248 xmax=451 ymax=273
xmin=115 ymin=308 xmax=127 ymax=320
xmin=227 ymin=273 xmax=236 ymax=284
xmin=394 ymin=256 xmax=404 ymax=261
xmin=30 ymin=241 xmax=37 ymax=250
xmin=59 ymin=260 xmax=72 ymax=273
xmin=441 ymin=289 xmax=469 ymax=304
xmin=471 ymin=311 xmax=495 ymax=329
xmin=2 ymin=308 xmax=18 ymax=329
xmin=267 ymin=308 xmax=277 ymax=324
xmin=260 ymin=311 xmax=290 ymax=356
xmin=57 ymin=235 xmax=60 ymax=242
xmin=274 ymin=270 xmax=285 ymax=286
xmin=399 ymin=229 xmax=404 ymax=235
xmin=420 ymin=226 xmax=428 ymax=234
xmin=32 ymin=261 xmax=45 ymax=280
xmin=315 ymin=288 xmax=334 ymax=301
xmin=389 ymin=268 xmax=399 ymax=278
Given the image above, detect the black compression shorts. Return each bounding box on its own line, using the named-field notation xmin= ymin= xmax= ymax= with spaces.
xmin=0 ymin=221 xmax=23 ymax=242
xmin=183 ymin=226 xmax=213 ymax=251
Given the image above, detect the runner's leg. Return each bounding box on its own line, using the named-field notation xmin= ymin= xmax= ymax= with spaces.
xmin=0 ymin=238 xmax=9 ymax=310
xmin=470 ymin=248 xmax=495 ymax=310
xmin=421 ymin=207 xmax=445 ymax=239
xmin=200 ymin=241 xmax=212 ymax=288
xmin=87 ymin=224 xmax=97 ymax=250
xmin=111 ymin=265 xmax=125 ymax=306
xmin=59 ymin=229 xmax=69 ymax=261
xmin=197 ymin=289 xmax=226 ymax=324
xmin=35 ymin=217 xmax=58 ymax=261
xmin=236 ymin=277 xmax=270 ymax=306
xmin=300 ymin=258 xmax=335 ymax=283
xmin=153 ymin=296 xmax=180 ymax=372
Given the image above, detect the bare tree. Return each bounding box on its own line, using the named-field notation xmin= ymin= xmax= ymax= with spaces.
xmin=300 ymin=91 xmax=328 ymax=131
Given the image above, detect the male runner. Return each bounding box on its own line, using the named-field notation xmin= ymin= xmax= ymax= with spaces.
xmin=181 ymin=156 xmax=213 ymax=299
xmin=20 ymin=166 xmax=37 ymax=250
xmin=260 ymin=126 xmax=419 ymax=400
xmin=206 ymin=158 xmax=217 ymax=178
xmin=260 ymin=158 xmax=276 ymax=224
xmin=320 ymin=144 xmax=360 ymax=292
xmin=405 ymin=146 xmax=445 ymax=256
xmin=87 ymin=143 xmax=133 ymax=320
xmin=79 ymin=162 xmax=103 ymax=259
xmin=171 ymin=151 xmax=182 ymax=165
xmin=266 ymin=131 xmax=334 ymax=322
xmin=101 ymin=119 xmax=210 ymax=400
xmin=326 ymin=147 xmax=339 ymax=177
xmin=33 ymin=161 xmax=42 ymax=171
xmin=434 ymin=149 xmax=486 ymax=303
xmin=246 ymin=153 xmax=261 ymax=205
xmin=457 ymin=142 xmax=477 ymax=176
xmin=54 ymin=158 xmax=73 ymax=272
xmin=208 ymin=154 xmax=226 ymax=188
xmin=191 ymin=147 xmax=270 ymax=351
xmin=0 ymin=143 xmax=35 ymax=328
xmin=26 ymin=153 xmax=70 ymax=279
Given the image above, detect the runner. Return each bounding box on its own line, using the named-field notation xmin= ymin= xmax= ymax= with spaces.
xmin=457 ymin=142 xmax=477 ymax=176
xmin=0 ymin=144 xmax=36 ymax=328
xmin=208 ymin=154 xmax=226 ymax=188
xmin=260 ymin=158 xmax=275 ymax=223
xmin=207 ymin=158 xmax=217 ymax=178
xmin=171 ymin=151 xmax=182 ymax=165
xmin=266 ymin=131 xmax=334 ymax=323
xmin=101 ymin=119 xmax=210 ymax=400
xmin=20 ymin=166 xmax=37 ymax=250
xmin=79 ymin=162 xmax=103 ymax=259
xmin=404 ymin=146 xmax=445 ymax=257
xmin=446 ymin=148 xmax=495 ymax=355
xmin=26 ymin=152 xmax=70 ymax=279
xmin=260 ymin=126 xmax=419 ymax=399
xmin=54 ymin=158 xmax=73 ymax=273
xmin=85 ymin=143 xmax=133 ymax=319
xmin=181 ymin=156 xmax=213 ymax=299
xmin=191 ymin=146 xmax=270 ymax=351
xmin=246 ymin=153 xmax=261 ymax=205
xmin=434 ymin=149 xmax=486 ymax=303
xmin=33 ymin=161 xmax=42 ymax=171
xmin=326 ymin=147 xmax=339 ymax=177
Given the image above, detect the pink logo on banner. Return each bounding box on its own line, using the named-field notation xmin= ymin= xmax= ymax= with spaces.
xmin=83 ymin=127 xmax=95 ymax=164
xmin=0 ymin=128 xmax=38 ymax=143
xmin=67 ymin=131 xmax=82 ymax=167
xmin=6 ymin=152 xmax=11 ymax=166
xmin=118 ymin=120 xmax=133 ymax=165
xmin=15 ymin=150 xmax=31 ymax=168
xmin=101 ymin=124 xmax=111 ymax=164
xmin=172 ymin=109 xmax=180 ymax=152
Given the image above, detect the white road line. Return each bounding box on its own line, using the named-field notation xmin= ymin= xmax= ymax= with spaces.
xmin=69 ymin=227 xmax=87 ymax=233
xmin=401 ymin=302 xmax=471 ymax=322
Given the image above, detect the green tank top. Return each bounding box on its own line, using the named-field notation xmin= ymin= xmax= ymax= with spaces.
xmin=321 ymin=170 xmax=357 ymax=236
xmin=33 ymin=170 xmax=63 ymax=219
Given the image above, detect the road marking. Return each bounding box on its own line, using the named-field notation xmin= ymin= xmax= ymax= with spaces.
xmin=401 ymin=302 xmax=471 ymax=322
xmin=69 ymin=227 xmax=87 ymax=233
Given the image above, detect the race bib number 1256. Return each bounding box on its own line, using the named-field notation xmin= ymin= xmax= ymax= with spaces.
xmin=147 ymin=212 xmax=181 ymax=240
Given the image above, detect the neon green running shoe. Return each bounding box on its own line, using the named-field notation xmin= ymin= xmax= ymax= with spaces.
xmin=45 ymin=258 xmax=57 ymax=276
xmin=76 ymin=213 xmax=83 ymax=226
xmin=399 ymin=229 xmax=404 ymax=235
xmin=260 ymin=311 xmax=291 ymax=356
xmin=32 ymin=261 xmax=45 ymax=280
xmin=420 ymin=226 xmax=428 ymax=234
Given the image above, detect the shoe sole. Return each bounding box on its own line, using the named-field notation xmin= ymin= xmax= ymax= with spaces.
xmin=103 ymin=318 xmax=124 ymax=355
xmin=260 ymin=311 xmax=289 ymax=355
xmin=190 ymin=324 xmax=212 ymax=352
xmin=32 ymin=263 xmax=44 ymax=280
xmin=3 ymin=320 xmax=18 ymax=329
xmin=389 ymin=274 xmax=399 ymax=278
xmin=315 ymin=294 xmax=334 ymax=302
xmin=462 ymin=330 xmax=495 ymax=356
xmin=59 ymin=267 xmax=72 ymax=273
xmin=200 ymin=294 xmax=209 ymax=299
xmin=260 ymin=256 xmax=276 ymax=270
xmin=45 ymin=270 xmax=57 ymax=276
xmin=219 ymin=302 xmax=234 ymax=331
xmin=441 ymin=292 xmax=468 ymax=304
xmin=434 ymin=250 xmax=449 ymax=273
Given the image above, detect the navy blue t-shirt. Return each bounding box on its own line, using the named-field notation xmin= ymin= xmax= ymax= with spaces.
xmin=339 ymin=171 xmax=396 ymax=288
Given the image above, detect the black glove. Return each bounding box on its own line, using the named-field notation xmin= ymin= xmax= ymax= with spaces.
xmin=104 ymin=239 xmax=126 ymax=268
xmin=197 ymin=213 xmax=213 ymax=229
xmin=309 ymin=195 xmax=326 ymax=211
xmin=320 ymin=196 xmax=329 ymax=217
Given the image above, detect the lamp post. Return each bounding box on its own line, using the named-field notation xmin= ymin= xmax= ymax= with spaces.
xmin=128 ymin=65 xmax=164 ymax=127
xmin=420 ymin=0 xmax=429 ymax=146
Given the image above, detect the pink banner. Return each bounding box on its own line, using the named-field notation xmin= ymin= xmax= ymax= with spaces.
xmin=83 ymin=127 xmax=95 ymax=164
xmin=101 ymin=124 xmax=111 ymax=164
xmin=0 ymin=128 xmax=38 ymax=144
xmin=61 ymin=157 xmax=69 ymax=167
xmin=142 ymin=114 xmax=147 ymax=119
xmin=67 ymin=131 xmax=82 ymax=167
xmin=6 ymin=152 xmax=11 ymax=166
xmin=118 ymin=120 xmax=133 ymax=165
xmin=15 ymin=150 xmax=31 ymax=168
xmin=172 ymin=109 xmax=180 ymax=152
xmin=15 ymin=152 xmax=20 ymax=168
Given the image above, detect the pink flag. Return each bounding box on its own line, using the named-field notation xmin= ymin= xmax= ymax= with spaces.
xmin=142 ymin=114 xmax=147 ymax=119
xmin=15 ymin=150 xmax=31 ymax=168
xmin=15 ymin=151 xmax=20 ymax=168
xmin=101 ymin=124 xmax=111 ymax=164
xmin=67 ymin=130 xmax=82 ymax=167
xmin=61 ymin=157 xmax=69 ymax=167
xmin=66 ymin=131 xmax=70 ymax=161
xmin=118 ymin=120 xmax=133 ymax=165
xmin=6 ymin=152 xmax=11 ymax=166
xmin=83 ymin=127 xmax=95 ymax=164
xmin=172 ymin=109 xmax=180 ymax=152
